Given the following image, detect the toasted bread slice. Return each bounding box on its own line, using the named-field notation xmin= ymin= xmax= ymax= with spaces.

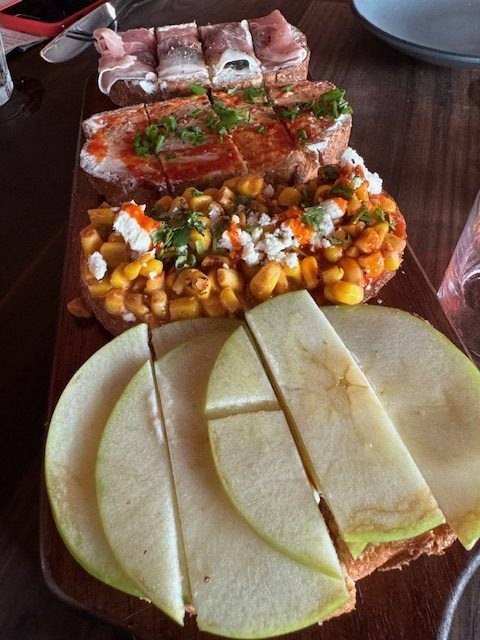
xmin=80 ymin=105 xmax=168 ymax=205
xmin=212 ymin=89 xmax=317 ymax=184
xmin=268 ymin=81 xmax=352 ymax=166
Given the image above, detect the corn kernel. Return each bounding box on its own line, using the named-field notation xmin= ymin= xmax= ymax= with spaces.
xmin=346 ymin=195 xmax=362 ymax=214
xmin=379 ymin=195 xmax=397 ymax=213
xmin=358 ymin=251 xmax=385 ymax=278
xmin=124 ymin=261 xmax=143 ymax=281
xmin=324 ymin=245 xmax=343 ymax=263
xmin=104 ymin=289 xmax=126 ymax=314
xmin=107 ymin=232 xmax=124 ymax=242
xmin=202 ymin=296 xmax=228 ymax=318
xmin=324 ymin=281 xmax=364 ymax=305
xmin=273 ymin=269 xmax=290 ymax=294
xmin=145 ymin=273 xmax=165 ymax=293
xmin=189 ymin=228 xmax=212 ymax=253
xmin=372 ymin=222 xmax=389 ymax=246
xmin=217 ymin=267 xmax=244 ymax=292
xmin=183 ymin=269 xmax=211 ymax=298
xmin=217 ymin=186 xmax=236 ymax=210
xmin=150 ymin=289 xmax=168 ymax=318
xmin=344 ymin=245 xmax=361 ymax=258
xmin=338 ymin=257 xmax=364 ymax=285
xmin=314 ymin=185 xmax=331 ymax=202
xmin=80 ymin=227 xmax=103 ymax=256
xmin=222 ymin=177 xmax=240 ymax=191
xmin=139 ymin=258 xmax=164 ymax=278
xmin=88 ymin=279 xmax=111 ymax=297
xmin=278 ymin=187 xmax=302 ymax=207
xmin=125 ymin=293 xmax=149 ymax=317
xmin=100 ymin=241 xmax=128 ymax=268
xmin=219 ymin=287 xmax=242 ymax=314
xmin=155 ymin=195 xmax=173 ymax=210
xmin=356 ymin=182 xmax=369 ymax=202
xmin=249 ymin=262 xmax=283 ymax=301
xmin=282 ymin=260 xmax=302 ymax=282
xmin=300 ymin=256 xmax=319 ymax=290
xmin=189 ymin=194 xmax=214 ymax=212
xmin=165 ymin=270 xmax=177 ymax=291
xmin=67 ymin=297 xmax=93 ymax=319
xmin=236 ymin=175 xmax=265 ymax=198
xmin=170 ymin=195 xmax=189 ymax=211
xmin=110 ymin=264 xmax=130 ymax=290
xmin=382 ymin=233 xmax=407 ymax=254
xmin=383 ymin=250 xmax=402 ymax=271
xmin=87 ymin=208 xmax=115 ymax=227
xmin=321 ymin=266 xmax=344 ymax=284
xmin=169 ymin=296 xmax=201 ymax=321
xmin=342 ymin=222 xmax=365 ymax=238
xmin=354 ymin=227 xmax=381 ymax=253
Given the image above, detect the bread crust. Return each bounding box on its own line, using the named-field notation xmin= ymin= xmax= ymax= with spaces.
xmin=108 ymin=79 xmax=162 ymax=107
xmin=320 ymin=499 xmax=456 ymax=582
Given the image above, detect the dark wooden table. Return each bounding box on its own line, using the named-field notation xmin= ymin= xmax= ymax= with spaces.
xmin=1 ymin=1 xmax=479 ymax=638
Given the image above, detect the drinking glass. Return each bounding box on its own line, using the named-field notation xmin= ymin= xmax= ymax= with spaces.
xmin=0 ymin=33 xmax=13 ymax=106
xmin=438 ymin=190 xmax=480 ymax=366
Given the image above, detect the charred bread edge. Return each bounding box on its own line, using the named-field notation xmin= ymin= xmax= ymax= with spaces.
xmin=321 ymin=489 xmax=457 ymax=582
xmin=108 ymin=80 xmax=162 ymax=107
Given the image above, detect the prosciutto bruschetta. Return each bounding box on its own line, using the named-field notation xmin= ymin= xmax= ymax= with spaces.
xmin=248 ymin=10 xmax=310 ymax=85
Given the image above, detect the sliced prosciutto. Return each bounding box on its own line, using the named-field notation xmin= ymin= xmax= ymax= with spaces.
xmin=248 ymin=10 xmax=308 ymax=70
xmin=199 ymin=20 xmax=262 ymax=89
xmin=156 ymin=23 xmax=210 ymax=94
xmin=94 ymin=27 xmax=158 ymax=96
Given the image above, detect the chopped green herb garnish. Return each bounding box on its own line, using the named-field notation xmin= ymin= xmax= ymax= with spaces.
xmin=207 ymin=101 xmax=253 ymax=141
xmin=275 ymin=105 xmax=301 ymax=120
xmin=227 ymin=86 xmax=240 ymax=95
xmin=300 ymin=205 xmax=328 ymax=232
xmin=165 ymin=152 xmax=176 ymax=160
xmin=256 ymin=124 xmax=265 ymax=135
xmin=243 ymin=87 xmax=267 ymax=104
xmin=154 ymin=134 xmax=166 ymax=154
xmin=351 ymin=205 xmax=374 ymax=224
xmin=297 ymin=128 xmax=308 ymax=141
xmin=191 ymin=108 xmax=204 ymax=118
xmin=236 ymin=194 xmax=252 ymax=205
xmin=190 ymin=188 xmax=204 ymax=197
xmin=190 ymin=83 xmax=207 ymax=95
xmin=330 ymin=233 xmax=353 ymax=245
xmin=178 ymin=126 xmax=206 ymax=146
xmin=134 ymin=126 xmax=166 ymax=156
xmin=299 ymin=88 xmax=352 ymax=120
xmin=152 ymin=210 xmax=207 ymax=269
xmin=329 ymin=183 xmax=354 ymax=199
xmin=320 ymin=165 xmax=340 ymax=182
xmin=281 ymin=84 xmax=292 ymax=93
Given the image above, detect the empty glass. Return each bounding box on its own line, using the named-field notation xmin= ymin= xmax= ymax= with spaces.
xmin=438 ymin=190 xmax=480 ymax=366
xmin=0 ymin=33 xmax=13 ymax=106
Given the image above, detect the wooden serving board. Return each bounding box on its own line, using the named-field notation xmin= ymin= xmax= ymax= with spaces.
xmin=40 ymin=77 xmax=480 ymax=640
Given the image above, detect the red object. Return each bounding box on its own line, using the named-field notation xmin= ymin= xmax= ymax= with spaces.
xmin=0 ymin=0 xmax=105 ymax=38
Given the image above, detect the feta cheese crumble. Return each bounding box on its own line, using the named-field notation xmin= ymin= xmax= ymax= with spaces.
xmin=340 ymin=146 xmax=383 ymax=195
xmin=113 ymin=204 xmax=152 ymax=254
xmin=87 ymin=251 xmax=107 ymax=280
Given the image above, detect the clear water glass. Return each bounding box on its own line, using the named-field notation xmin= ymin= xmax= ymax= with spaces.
xmin=438 ymin=190 xmax=480 ymax=366
xmin=0 ymin=33 xmax=13 ymax=106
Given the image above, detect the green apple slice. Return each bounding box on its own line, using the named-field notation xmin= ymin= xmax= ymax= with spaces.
xmin=205 ymin=326 xmax=279 ymax=417
xmin=246 ymin=291 xmax=445 ymax=558
xmin=154 ymin=333 xmax=349 ymax=639
xmin=96 ymin=361 xmax=186 ymax=624
xmin=45 ymin=324 xmax=150 ymax=595
xmin=209 ymin=410 xmax=343 ymax=578
xmin=151 ymin=317 xmax=242 ymax=360
xmin=323 ymin=304 xmax=480 ymax=550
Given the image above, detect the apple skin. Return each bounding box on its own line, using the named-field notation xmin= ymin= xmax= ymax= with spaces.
xmin=155 ymin=332 xmax=350 ymax=639
xmin=205 ymin=325 xmax=279 ymax=418
xmin=45 ymin=324 xmax=150 ymax=596
xmin=209 ymin=410 xmax=344 ymax=578
xmin=246 ymin=291 xmax=445 ymax=558
xmin=96 ymin=361 xmax=185 ymax=625
xmin=324 ymin=304 xmax=480 ymax=550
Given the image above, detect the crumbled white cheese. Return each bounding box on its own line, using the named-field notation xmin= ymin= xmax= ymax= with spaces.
xmin=122 ymin=312 xmax=136 ymax=322
xmin=87 ymin=251 xmax=107 ymax=281
xmin=113 ymin=206 xmax=152 ymax=254
xmin=239 ymin=232 xmax=261 ymax=265
xmin=219 ymin=231 xmax=234 ymax=251
xmin=321 ymin=199 xmax=345 ymax=221
xmin=207 ymin=203 xmax=223 ymax=223
xmin=340 ymin=146 xmax=383 ymax=195
xmin=258 ymin=212 xmax=272 ymax=227
xmin=263 ymin=184 xmax=274 ymax=198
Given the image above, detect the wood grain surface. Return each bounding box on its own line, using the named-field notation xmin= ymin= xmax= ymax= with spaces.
xmin=2 ymin=0 xmax=480 ymax=638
